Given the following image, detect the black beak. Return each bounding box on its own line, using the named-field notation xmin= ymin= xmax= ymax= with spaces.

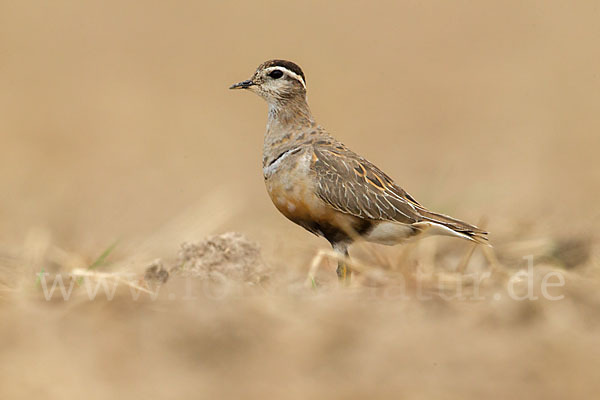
xmin=229 ymin=80 xmax=255 ymax=90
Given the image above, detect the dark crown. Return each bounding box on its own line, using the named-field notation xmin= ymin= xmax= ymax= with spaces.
xmin=260 ymin=59 xmax=306 ymax=85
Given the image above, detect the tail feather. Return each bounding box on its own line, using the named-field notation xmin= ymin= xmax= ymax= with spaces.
xmin=415 ymin=209 xmax=490 ymax=246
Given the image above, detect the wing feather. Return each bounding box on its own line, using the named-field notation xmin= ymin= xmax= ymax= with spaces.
xmin=310 ymin=140 xmax=489 ymax=244
xmin=311 ymin=143 xmax=420 ymax=224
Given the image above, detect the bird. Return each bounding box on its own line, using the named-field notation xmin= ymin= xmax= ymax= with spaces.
xmin=230 ymin=59 xmax=488 ymax=283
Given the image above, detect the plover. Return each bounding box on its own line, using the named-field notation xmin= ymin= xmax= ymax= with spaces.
xmin=230 ymin=59 xmax=488 ymax=282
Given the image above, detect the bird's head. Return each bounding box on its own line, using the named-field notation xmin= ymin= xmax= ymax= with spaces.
xmin=230 ymin=59 xmax=307 ymax=105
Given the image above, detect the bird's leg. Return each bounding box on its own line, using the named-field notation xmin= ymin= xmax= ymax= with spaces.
xmin=333 ymin=243 xmax=351 ymax=285
xmin=337 ymin=259 xmax=350 ymax=283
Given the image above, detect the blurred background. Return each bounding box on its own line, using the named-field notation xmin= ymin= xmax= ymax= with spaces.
xmin=1 ymin=1 xmax=599 ymax=399
xmin=2 ymin=0 xmax=598 ymax=252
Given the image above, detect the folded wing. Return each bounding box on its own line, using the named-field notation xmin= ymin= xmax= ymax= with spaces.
xmin=310 ymin=141 xmax=488 ymax=243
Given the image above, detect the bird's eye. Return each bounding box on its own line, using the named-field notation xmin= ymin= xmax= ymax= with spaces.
xmin=268 ymin=70 xmax=284 ymax=79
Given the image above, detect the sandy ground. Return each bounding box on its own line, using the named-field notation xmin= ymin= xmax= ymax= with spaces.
xmin=1 ymin=1 xmax=599 ymax=398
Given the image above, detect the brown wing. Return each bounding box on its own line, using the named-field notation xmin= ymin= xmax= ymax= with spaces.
xmin=310 ymin=140 xmax=489 ymax=243
xmin=311 ymin=141 xmax=422 ymax=224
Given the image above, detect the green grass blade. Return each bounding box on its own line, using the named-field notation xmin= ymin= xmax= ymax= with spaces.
xmin=88 ymin=240 xmax=119 ymax=270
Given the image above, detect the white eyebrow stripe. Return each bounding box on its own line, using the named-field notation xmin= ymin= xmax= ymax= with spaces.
xmin=264 ymin=66 xmax=306 ymax=89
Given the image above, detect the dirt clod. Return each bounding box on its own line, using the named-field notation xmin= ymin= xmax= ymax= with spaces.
xmin=144 ymin=259 xmax=169 ymax=284
xmin=171 ymin=232 xmax=267 ymax=284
